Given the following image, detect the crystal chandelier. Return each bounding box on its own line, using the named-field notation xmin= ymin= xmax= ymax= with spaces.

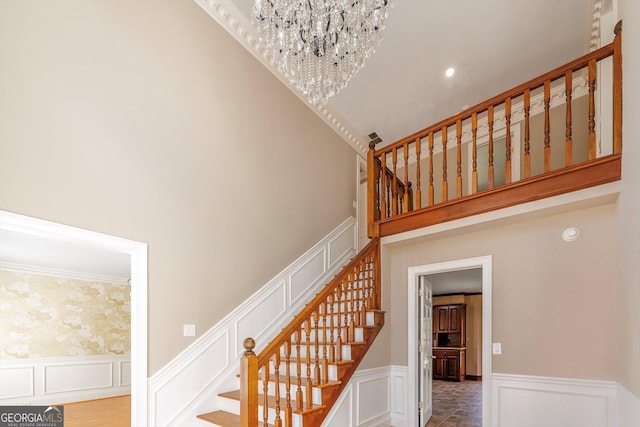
xmin=253 ymin=0 xmax=391 ymax=105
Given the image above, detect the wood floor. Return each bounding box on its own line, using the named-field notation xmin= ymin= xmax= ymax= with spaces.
xmin=62 ymin=395 xmax=130 ymax=427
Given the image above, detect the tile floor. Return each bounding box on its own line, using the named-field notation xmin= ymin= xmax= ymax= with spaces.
xmin=425 ymin=379 xmax=482 ymax=427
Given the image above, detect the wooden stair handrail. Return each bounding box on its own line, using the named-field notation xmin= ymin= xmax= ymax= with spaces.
xmin=378 ymin=40 xmax=617 ymax=153
xmin=256 ymin=238 xmax=380 ymax=366
xmin=240 ymin=238 xmax=381 ymax=427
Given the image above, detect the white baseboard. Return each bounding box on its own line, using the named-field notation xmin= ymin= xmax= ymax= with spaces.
xmin=492 ymin=373 xmax=618 ymax=427
xmin=147 ymin=217 xmax=357 ymax=426
xmin=617 ymin=383 xmax=640 ymax=427
xmin=0 ymin=355 xmax=131 ymax=405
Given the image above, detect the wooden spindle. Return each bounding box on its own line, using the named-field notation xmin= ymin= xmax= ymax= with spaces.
xmin=263 ymin=360 xmax=270 ymax=427
xmin=327 ymin=295 xmax=335 ymax=363
xmin=524 ymin=89 xmax=531 ymax=178
xmin=565 ymin=70 xmax=573 ymax=166
xmin=347 ymin=275 xmax=355 ymax=343
xmin=284 ymin=340 xmax=292 ymax=427
xmin=415 ymin=137 xmax=422 ymax=209
xmin=441 ymin=126 xmax=448 ymax=202
xmin=428 ymin=132 xmax=434 ymax=206
xmin=544 ymin=80 xmax=551 ymax=172
xmin=588 ymin=59 xmax=597 ymax=160
xmin=471 ymin=113 xmax=478 ymax=193
xmin=304 ymin=319 xmax=312 ymax=408
xmin=456 ymin=119 xmax=462 ymax=197
xmin=321 ymin=304 xmax=329 ymax=384
xmin=295 ymin=329 xmax=303 ymax=410
xmin=505 ymin=97 xmax=512 ymax=184
xmin=359 ymin=263 xmax=367 ymax=325
xmin=488 ymin=106 xmax=495 ymax=189
xmin=335 ymin=285 xmax=343 ymax=362
xmin=391 ymin=149 xmax=398 ymax=216
xmin=380 ymin=153 xmax=387 ymax=219
xmin=613 ymin=21 xmax=622 ymax=155
xmin=367 ymin=141 xmax=376 ymax=237
xmin=403 ymin=142 xmax=409 ymax=212
xmin=273 ymin=353 xmax=282 ymax=427
xmin=313 ymin=311 xmax=321 ymax=385
xmin=240 ymin=338 xmax=258 ymax=427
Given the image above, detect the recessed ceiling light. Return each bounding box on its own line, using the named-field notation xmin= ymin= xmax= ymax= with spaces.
xmin=445 ymin=67 xmax=455 ymax=78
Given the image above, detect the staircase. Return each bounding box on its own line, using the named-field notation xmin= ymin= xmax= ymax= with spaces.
xmin=197 ymin=238 xmax=384 ymax=427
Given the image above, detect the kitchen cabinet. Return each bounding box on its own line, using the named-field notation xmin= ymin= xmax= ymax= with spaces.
xmin=433 ymin=348 xmax=466 ymax=381
xmin=433 ymin=304 xmax=466 ymax=347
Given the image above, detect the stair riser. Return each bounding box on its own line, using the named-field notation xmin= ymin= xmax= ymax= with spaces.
xmin=217 ymin=398 xmax=305 ymax=427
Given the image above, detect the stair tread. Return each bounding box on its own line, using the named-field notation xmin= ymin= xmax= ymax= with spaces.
xmin=197 ymin=410 xmax=274 ymax=427
xmin=219 ymin=390 xmax=326 ymax=415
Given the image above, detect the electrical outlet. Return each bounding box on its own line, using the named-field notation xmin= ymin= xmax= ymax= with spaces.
xmin=492 ymin=342 xmax=502 ymax=355
xmin=183 ymin=324 xmax=196 ymax=337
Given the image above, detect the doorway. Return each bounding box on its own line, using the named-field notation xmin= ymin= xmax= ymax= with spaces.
xmin=407 ymin=256 xmax=492 ymax=427
xmin=0 ymin=211 xmax=148 ymax=426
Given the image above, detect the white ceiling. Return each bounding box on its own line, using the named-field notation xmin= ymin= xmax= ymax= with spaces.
xmin=0 ymin=228 xmax=130 ymax=281
xmin=0 ymin=1 xmax=598 ymax=280
xmin=224 ymin=0 xmax=597 ymax=149
xmin=427 ymin=268 xmax=482 ymax=295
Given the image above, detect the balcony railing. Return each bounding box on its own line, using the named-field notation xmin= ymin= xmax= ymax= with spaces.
xmin=368 ymin=22 xmax=622 ymax=238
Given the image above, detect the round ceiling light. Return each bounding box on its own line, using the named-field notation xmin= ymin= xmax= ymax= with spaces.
xmin=445 ymin=67 xmax=455 ymax=78
xmin=562 ymin=227 xmax=581 ymax=242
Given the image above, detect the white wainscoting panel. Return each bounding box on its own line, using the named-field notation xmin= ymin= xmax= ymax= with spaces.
xmin=492 ymin=373 xmax=617 ymax=427
xmin=0 ymin=355 xmax=130 ymax=405
xmin=390 ymin=365 xmax=408 ymax=427
xmin=617 ymin=383 xmax=640 ymax=427
xmin=148 ymin=217 xmax=357 ymax=427
xmin=45 ymin=362 xmax=113 ymax=394
xmin=322 ymin=367 xmax=395 ymax=427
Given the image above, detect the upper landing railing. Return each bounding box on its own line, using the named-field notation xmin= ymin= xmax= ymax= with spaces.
xmin=368 ymin=22 xmax=623 ymax=238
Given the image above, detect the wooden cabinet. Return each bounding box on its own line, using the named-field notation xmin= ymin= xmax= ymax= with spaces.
xmin=432 ymin=303 xmax=466 ymax=381
xmin=433 ymin=348 xmax=466 ymax=381
xmin=432 ymin=304 xmax=466 ymax=347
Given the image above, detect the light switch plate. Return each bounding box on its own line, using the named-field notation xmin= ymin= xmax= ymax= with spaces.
xmin=492 ymin=342 xmax=502 ymax=355
xmin=183 ymin=324 xmax=196 ymax=337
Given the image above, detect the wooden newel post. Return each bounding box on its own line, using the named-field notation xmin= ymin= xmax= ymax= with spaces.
xmin=613 ymin=20 xmax=622 ymax=155
xmin=367 ymin=141 xmax=377 ymax=238
xmin=240 ymin=337 xmax=258 ymax=427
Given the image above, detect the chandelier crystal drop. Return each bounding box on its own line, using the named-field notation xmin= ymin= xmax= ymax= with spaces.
xmin=253 ymin=0 xmax=391 ymax=105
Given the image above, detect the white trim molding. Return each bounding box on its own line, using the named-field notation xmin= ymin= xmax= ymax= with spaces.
xmin=492 ymin=373 xmax=618 ymax=427
xmin=148 ymin=217 xmax=357 ymax=426
xmin=406 ymin=256 xmax=492 ymax=427
xmin=616 ymin=383 xmax=640 ymax=427
xmin=0 ymin=355 xmax=130 ymax=405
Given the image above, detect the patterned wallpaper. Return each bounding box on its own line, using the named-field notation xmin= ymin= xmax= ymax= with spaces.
xmin=0 ymin=269 xmax=130 ymax=359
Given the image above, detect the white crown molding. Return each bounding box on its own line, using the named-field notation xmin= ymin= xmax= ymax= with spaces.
xmin=193 ymin=0 xmax=369 ymax=157
xmin=0 ymin=261 xmax=129 ymax=285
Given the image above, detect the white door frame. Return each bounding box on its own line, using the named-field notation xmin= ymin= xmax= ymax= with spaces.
xmin=407 ymin=255 xmax=492 ymax=427
xmin=0 ymin=210 xmax=148 ymax=426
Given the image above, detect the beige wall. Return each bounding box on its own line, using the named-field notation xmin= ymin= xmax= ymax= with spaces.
xmin=0 ymin=269 xmax=130 ymax=358
xmin=385 ymin=203 xmax=618 ymax=380
xmin=0 ymin=1 xmax=356 ymax=374
xmin=618 ymin=0 xmax=640 ymax=397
